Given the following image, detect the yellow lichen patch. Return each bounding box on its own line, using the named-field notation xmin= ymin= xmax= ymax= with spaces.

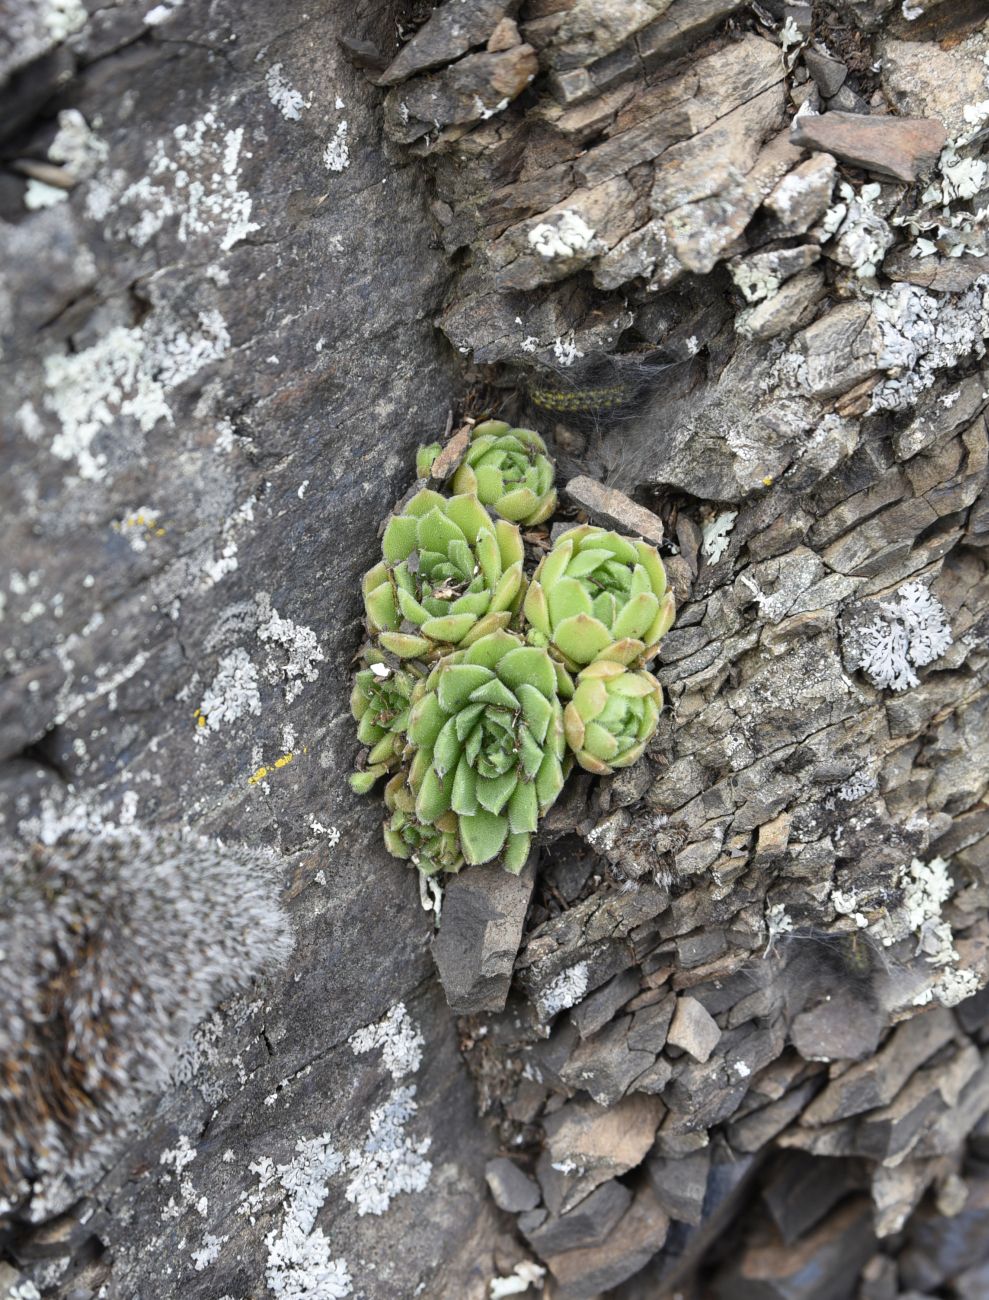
xmin=113 ymin=511 xmax=168 ymax=546
xmin=193 ymin=708 xmax=207 ymax=729
xmin=248 ymin=752 xmax=294 ymax=786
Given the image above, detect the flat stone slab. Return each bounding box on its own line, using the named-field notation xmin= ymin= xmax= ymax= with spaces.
xmin=432 ymin=858 xmax=536 ymax=1012
xmin=565 ymin=476 xmax=665 ymax=545
xmin=790 ymin=111 xmax=946 ymax=183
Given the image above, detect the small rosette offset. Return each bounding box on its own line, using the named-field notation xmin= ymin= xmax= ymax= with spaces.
xmin=451 ymin=420 xmax=557 ymax=527
xmin=524 ymin=524 xmax=675 ymax=671
xmin=382 ymin=772 xmax=465 ymax=876
xmin=363 ymin=489 xmax=525 ymax=659
xmin=563 ymin=661 xmax=664 ymax=776
xmin=348 ymin=656 xmax=421 ymax=793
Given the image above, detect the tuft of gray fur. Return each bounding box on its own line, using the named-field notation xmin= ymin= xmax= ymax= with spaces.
xmin=0 ymin=823 xmax=294 ymax=1219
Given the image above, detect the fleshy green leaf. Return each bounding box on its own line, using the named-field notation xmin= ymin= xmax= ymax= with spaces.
xmin=349 ymin=769 xmax=380 ymax=795
xmin=572 ymin=676 xmax=609 ymax=722
xmin=563 ymin=701 xmax=585 ymax=751
xmin=495 ymin=519 xmax=525 ymax=570
xmin=404 ymin=489 xmax=447 ymax=517
xmin=476 ymin=771 xmax=517 ymax=815
xmin=475 ymin=464 xmax=506 ymax=501
xmin=535 ymin=750 xmax=565 ymax=810
xmin=612 ymin=591 xmax=660 ymax=641
xmin=472 ymin=419 xmax=512 ymax=439
xmin=469 ymin=678 xmax=519 ymax=709
xmin=553 ymin=614 xmax=613 ymax=665
xmin=523 ymin=582 xmax=552 ymax=637
xmin=415 ymin=764 xmax=454 ymax=822
xmin=365 ymin=582 xmax=399 ymax=631
xmin=433 ymin=715 xmax=463 ymax=778
xmin=539 ymin=539 xmax=573 ymax=589
xmin=450 ymin=462 xmax=477 ymax=496
xmin=502 ymin=831 xmax=531 ymax=874
xmin=635 ymin=541 xmax=668 ymax=598
xmin=516 ymin=683 xmax=552 ymax=744
xmin=460 ymin=808 xmax=508 ymax=865
xmin=463 ymin=630 xmax=522 ymax=668
xmin=417 ymin=507 xmax=466 ymax=555
xmin=408 ymin=690 xmax=448 ymax=748
xmin=379 ymin=632 xmax=433 ymax=658
xmin=444 ymin=493 xmax=490 ymax=543
xmin=489 ymin=562 xmax=523 ymax=614
xmin=584 ymin=721 xmax=620 ymax=761
xmin=451 ymin=754 xmax=479 ymax=816
xmin=565 ymin=547 xmax=613 ymax=579
xmin=547 ymin=575 xmax=594 ymax=625
xmin=437 ymin=664 xmax=493 ymax=712
xmin=461 ymin=610 xmax=511 ymax=645
xmin=493 ymin=486 xmax=538 ymax=521
xmin=397 ymin=586 xmax=430 ymax=626
xmin=498 ymin=646 xmax=557 ymax=698
xmin=507 ymin=779 xmax=538 ymax=834
xmin=421 ymin=612 xmax=477 ymax=642
xmin=382 ymin=515 xmax=419 ymax=565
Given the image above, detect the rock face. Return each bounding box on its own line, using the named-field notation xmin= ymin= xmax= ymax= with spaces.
xmin=2 ymin=1 xmax=989 ymax=1298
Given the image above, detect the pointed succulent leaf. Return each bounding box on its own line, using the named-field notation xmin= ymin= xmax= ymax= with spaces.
xmin=502 ymin=832 xmax=531 ymax=874
xmin=507 ymin=780 xmax=538 ymax=834
xmin=492 ymin=486 xmax=539 ymax=522
xmin=421 ymin=612 xmax=477 ymax=642
xmin=416 ymin=443 xmax=441 ymax=478
xmin=382 ymin=514 xmax=419 ymax=564
xmin=379 ymin=631 xmax=433 ymax=658
xmin=535 ymin=750 xmax=565 ymax=809
xmin=547 ymin=576 xmax=594 ymax=624
xmin=444 ymin=492 xmax=490 ymax=543
xmin=460 ymin=808 xmax=509 ymax=865
xmin=408 ymin=690 xmax=448 ymax=748
xmin=553 ymin=614 xmax=613 ymax=665
xmin=460 ymin=610 xmax=512 ymax=644
xmin=365 ymin=580 xmax=399 ymax=631
xmin=416 ymin=764 xmax=454 ymax=822
xmin=437 ymin=664 xmax=492 ymax=713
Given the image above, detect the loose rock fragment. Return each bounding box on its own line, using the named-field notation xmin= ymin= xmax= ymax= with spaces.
xmin=790 ymin=111 xmax=947 ymax=183
xmin=564 ymin=475 xmax=665 ymax=545
xmin=431 ymin=859 xmax=536 ymax=1012
xmin=667 ymin=995 xmax=721 ymax=1063
xmin=486 ymin=1157 xmax=541 ymax=1213
xmin=377 ymin=0 xmax=522 ymax=85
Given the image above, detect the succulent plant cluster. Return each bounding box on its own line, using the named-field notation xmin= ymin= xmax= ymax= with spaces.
xmin=351 ymin=420 xmax=675 ymax=878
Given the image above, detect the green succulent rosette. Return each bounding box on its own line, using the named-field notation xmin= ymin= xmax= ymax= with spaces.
xmin=363 ymin=489 xmax=525 ymax=660
xmin=382 ymin=773 xmax=464 ymax=876
xmin=524 ymin=524 xmax=675 ymax=672
xmin=563 ymin=660 xmax=663 ymax=776
xmin=349 ymin=656 xmax=421 ymax=794
xmin=405 ymin=630 xmax=566 ymax=873
xmin=451 ymin=420 xmax=557 ymax=527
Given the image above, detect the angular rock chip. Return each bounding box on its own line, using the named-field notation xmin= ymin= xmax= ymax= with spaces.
xmin=790 ymin=111 xmax=946 ymax=183
xmin=486 ymin=1156 xmax=541 ymax=1213
xmin=565 ymin=475 xmax=665 ymax=546
xmin=378 ymin=0 xmax=521 ymax=85
xmin=763 ymin=152 xmax=837 ymax=234
xmin=667 ymin=994 xmax=721 ymax=1063
xmin=523 ymin=1179 xmax=631 ymax=1256
xmin=544 ymin=1183 xmax=670 ymax=1298
xmin=431 ymin=858 xmax=536 ymax=1012
xmin=542 ymin=1093 xmax=664 ymax=1212
xmin=648 ymin=1145 xmax=711 ymax=1225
